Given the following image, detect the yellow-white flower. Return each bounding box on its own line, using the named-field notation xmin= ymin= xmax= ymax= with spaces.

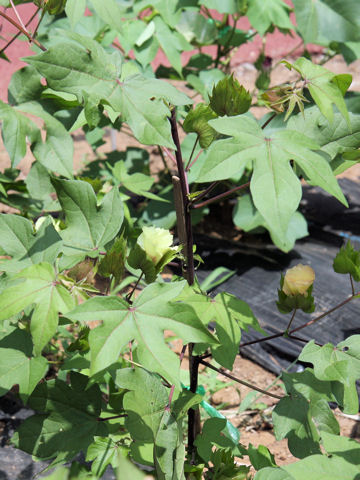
xmin=137 ymin=226 xmax=177 ymax=266
xmin=283 ymin=264 xmax=315 ymax=296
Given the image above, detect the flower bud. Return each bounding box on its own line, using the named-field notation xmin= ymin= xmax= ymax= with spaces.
xmin=137 ymin=226 xmax=176 ymax=266
xmin=34 ymin=0 xmax=67 ymax=15
xmin=282 ymin=264 xmax=315 ymax=296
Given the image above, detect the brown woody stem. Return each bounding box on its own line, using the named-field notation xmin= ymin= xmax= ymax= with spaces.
xmin=200 ymin=360 xmax=283 ymax=400
xmin=0 ymin=9 xmax=46 ymax=51
xmin=192 ymin=182 xmax=250 ymax=209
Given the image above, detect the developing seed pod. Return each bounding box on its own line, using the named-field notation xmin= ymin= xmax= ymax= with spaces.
xmin=33 ymin=0 xmax=67 ymax=15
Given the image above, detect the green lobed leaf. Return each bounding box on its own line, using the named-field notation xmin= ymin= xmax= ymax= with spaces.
xmin=116 ymin=367 xmax=169 ymax=443
xmin=116 ymin=367 xmax=195 ymax=479
xmin=65 ymin=0 xmax=86 ymax=29
xmin=17 ymin=101 xmax=74 ymax=178
xmin=255 ymin=467 xmax=293 ymax=480
xmin=247 ymin=444 xmax=277 ymax=471
xmin=89 ymin=0 xmax=124 ymax=32
xmin=299 ymin=336 xmax=360 ymax=414
xmin=112 ymin=160 xmax=166 ymax=202
xmin=233 ymin=194 xmax=308 ymax=252
xmin=194 ymin=417 xmax=245 ymax=462
xmin=287 ymin=107 xmax=360 ymax=161
xmin=176 ymin=10 xmax=218 ymax=46
xmin=86 ymin=436 xmax=123 ymax=477
xmin=66 ymin=281 xmax=217 ymax=383
xmin=0 ymin=346 xmax=47 ymax=400
xmin=177 ymin=288 xmax=263 ymax=370
xmin=282 ymin=453 xmax=360 ymax=479
xmin=293 ymin=0 xmax=360 ymax=45
xmin=0 ymin=100 xmax=39 ymax=167
xmin=247 ymin=0 xmax=293 ymax=36
xmin=153 ymin=15 xmax=193 ymax=75
xmin=0 ymin=262 xmax=74 ymax=354
xmin=198 ymin=115 xmax=347 ymax=248
xmin=333 ymin=241 xmax=360 ymax=281
xmin=321 ymin=431 xmax=360 ymax=468
xmin=199 ymin=0 xmax=242 ymax=14
xmin=0 ymin=214 xmax=62 ymax=273
xmin=272 ymin=395 xmax=321 ymax=458
xmin=8 ymin=65 xmax=44 ymax=105
xmin=25 ymin=35 xmax=191 ymax=147
xmin=12 ymin=372 xmax=107 ymax=461
xmin=292 ymin=57 xmax=351 ymax=126
xmin=51 ymin=178 xmax=123 ymax=259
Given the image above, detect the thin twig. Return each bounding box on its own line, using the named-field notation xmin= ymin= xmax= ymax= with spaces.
xmin=240 ymin=292 xmax=360 ymax=348
xmin=350 ymin=274 xmax=355 ymax=296
xmin=200 ymin=360 xmax=283 ymax=400
xmin=9 ymin=0 xmax=28 ymax=34
xmin=185 ymin=136 xmax=199 ymax=172
xmin=31 ymin=8 xmax=45 ymax=41
xmin=286 ymin=308 xmax=297 ymax=332
xmin=261 ymin=112 xmax=277 ymax=130
xmin=191 ymin=181 xmax=219 ymax=205
xmin=0 ymin=6 xmax=39 ymax=58
xmin=240 ymin=331 xmax=284 ymax=349
xmin=97 ymin=414 xmax=127 ymax=421
xmin=289 ymin=293 xmax=359 ymax=335
xmin=157 ymin=145 xmax=169 ymax=173
xmin=288 ymin=334 xmax=323 ymax=347
xmin=0 ymin=10 xmax=46 ymax=51
xmin=186 ymin=148 xmax=203 ymax=171
xmin=126 ymin=272 xmax=143 ymax=302
xmin=192 ymin=182 xmax=250 ymax=209
xmin=162 ymin=146 xmax=177 ymax=166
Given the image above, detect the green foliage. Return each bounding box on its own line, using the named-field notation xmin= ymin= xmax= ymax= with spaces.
xmin=333 ymin=241 xmax=360 ymax=281
xmin=0 ymin=1 xmax=360 ymax=478
xmin=299 ymin=336 xmax=360 ymax=414
xmin=67 ymin=281 xmax=217 ymax=383
xmin=12 ymin=372 xmax=107 ymax=462
xmin=197 ymin=114 xmax=347 ymax=250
